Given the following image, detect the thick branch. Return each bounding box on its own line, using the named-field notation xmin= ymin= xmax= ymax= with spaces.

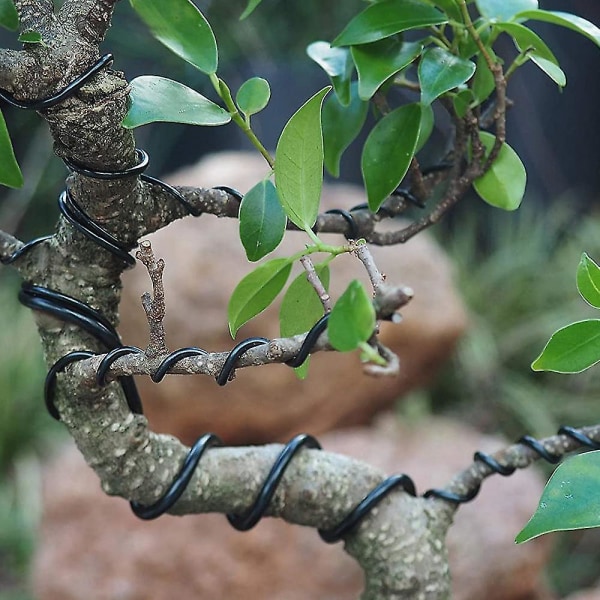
xmin=14 ymin=0 xmax=54 ymax=33
xmin=60 ymin=0 xmax=120 ymax=44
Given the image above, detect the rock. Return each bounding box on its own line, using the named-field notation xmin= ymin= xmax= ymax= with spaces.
xmin=33 ymin=415 xmax=553 ymax=600
xmin=118 ymin=152 xmax=468 ymax=444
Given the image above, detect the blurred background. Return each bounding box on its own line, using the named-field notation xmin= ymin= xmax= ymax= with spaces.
xmin=1 ymin=0 xmax=600 ymax=598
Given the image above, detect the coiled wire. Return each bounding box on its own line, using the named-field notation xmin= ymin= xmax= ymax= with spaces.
xmin=4 ymin=53 xmax=600 ymax=545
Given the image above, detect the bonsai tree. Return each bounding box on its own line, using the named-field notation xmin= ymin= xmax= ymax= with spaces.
xmin=1 ymin=0 xmax=599 ymax=597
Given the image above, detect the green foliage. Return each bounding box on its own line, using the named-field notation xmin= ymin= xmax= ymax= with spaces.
xmin=475 ymin=0 xmax=537 ymax=22
xmin=517 ymin=451 xmax=600 ymax=543
xmin=306 ymin=42 xmax=353 ymax=105
xmin=274 ymin=87 xmax=330 ymax=232
xmin=239 ymin=180 xmax=287 ymax=262
xmin=577 ymin=253 xmax=600 ymax=309
xmin=0 ymin=109 xmax=23 ymax=188
xmin=516 ymin=10 xmax=600 ymax=48
xmin=279 ymin=264 xmax=330 ymax=378
xmin=228 ymin=258 xmax=292 ymax=337
xmin=130 ymin=0 xmax=218 ymax=74
xmin=122 ymin=76 xmax=230 ymax=128
xmin=235 ymin=77 xmax=271 ymax=117
xmin=328 ymin=280 xmax=375 ymax=352
xmin=0 ymin=0 xmax=18 ymax=30
xmin=361 ymin=103 xmax=422 ymax=212
xmin=332 ymin=0 xmax=447 ymax=46
xmin=472 ymin=132 xmax=526 ymax=211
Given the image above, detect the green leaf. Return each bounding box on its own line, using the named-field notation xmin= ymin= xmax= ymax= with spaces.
xmin=475 ymin=0 xmax=537 ymax=22
xmin=471 ymin=52 xmax=496 ymax=105
xmin=0 ymin=0 xmax=18 ymax=30
xmin=328 ymin=280 xmax=376 ymax=352
xmin=274 ymin=87 xmax=330 ymax=231
xmin=453 ymin=89 xmax=474 ymax=118
xmin=280 ymin=264 xmax=330 ymax=378
xmin=228 ymin=258 xmax=293 ymax=337
xmin=130 ymin=0 xmax=218 ymax=74
xmin=352 ymin=39 xmax=422 ymax=100
xmin=322 ymin=81 xmax=369 ymax=177
xmin=431 ymin=0 xmax=462 ymax=22
xmin=531 ymin=320 xmax=600 ymax=373
xmin=415 ymin=103 xmax=434 ymax=152
xmin=515 ymin=10 xmax=600 ymax=48
xmin=236 ymin=77 xmax=271 ymax=117
xmin=239 ymin=180 xmax=287 ymax=262
xmin=240 ymin=0 xmax=262 ymax=19
xmin=472 ymin=131 xmax=526 ymax=210
xmin=418 ymin=47 xmax=476 ymax=106
xmin=333 ymin=0 xmax=447 ymax=47
xmin=495 ymin=22 xmax=565 ymax=86
xmin=361 ymin=103 xmax=422 ymax=212
xmin=306 ymin=42 xmax=353 ymax=105
xmin=577 ymin=253 xmax=600 ymax=309
xmin=18 ymin=31 xmax=43 ymax=44
xmin=516 ymin=451 xmax=600 ymax=543
xmin=0 ymin=109 xmax=23 ymax=189
xmin=122 ymin=76 xmax=230 ymax=128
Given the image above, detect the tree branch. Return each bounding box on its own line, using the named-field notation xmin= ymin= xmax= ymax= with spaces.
xmin=60 ymin=0 xmax=120 ymax=44
xmin=14 ymin=0 xmax=54 ymax=34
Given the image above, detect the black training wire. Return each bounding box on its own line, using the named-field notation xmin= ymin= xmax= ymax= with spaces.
xmin=152 ymin=347 xmax=208 ymax=383
xmin=285 ymin=314 xmax=329 ymax=368
xmin=0 ymin=54 xmax=114 ymax=111
xmin=0 ymin=236 xmax=51 ymax=265
xmin=216 ymin=337 xmax=269 ymax=386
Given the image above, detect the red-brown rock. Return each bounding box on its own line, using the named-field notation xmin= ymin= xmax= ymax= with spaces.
xmin=118 ymin=152 xmax=468 ymax=445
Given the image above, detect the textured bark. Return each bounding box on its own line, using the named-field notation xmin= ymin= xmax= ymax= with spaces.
xmin=0 ymin=3 xmax=456 ymax=598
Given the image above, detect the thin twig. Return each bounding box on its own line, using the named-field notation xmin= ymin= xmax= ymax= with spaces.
xmin=136 ymin=240 xmax=168 ymax=358
xmin=300 ymin=255 xmax=331 ymax=312
xmin=354 ymin=242 xmax=385 ymax=293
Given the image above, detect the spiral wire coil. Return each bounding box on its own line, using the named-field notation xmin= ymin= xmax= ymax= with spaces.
xmin=3 ymin=53 xmax=600 ymax=543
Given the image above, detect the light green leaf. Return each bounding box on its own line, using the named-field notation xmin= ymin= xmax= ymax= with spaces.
xmin=240 ymin=0 xmax=262 ymax=19
xmin=475 ymin=0 xmax=537 ymax=22
xmin=352 ymin=39 xmax=422 ymax=100
xmin=471 ymin=52 xmax=496 ymax=105
xmin=361 ymin=103 xmax=422 ymax=212
xmin=516 ymin=451 xmax=600 ymax=543
xmin=453 ymin=89 xmax=474 ymax=118
xmin=0 ymin=0 xmax=18 ymax=30
xmin=472 ymin=131 xmax=526 ymax=210
xmin=0 ymin=109 xmax=23 ymax=188
xmin=515 ymin=10 xmax=600 ymax=48
xmin=18 ymin=30 xmax=43 ymax=44
xmin=236 ymin=77 xmax=271 ymax=117
xmin=431 ymin=0 xmax=462 ymax=22
xmin=495 ymin=22 xmax=565 ymax=86
xmin=306 ymin=42 xmax=353 ymax=105
xmin=239 ymin=180 xmax=287 ymax=262
xmin=531 ymin=320 xmax=600 ymax=373
xmin=415 ymin=103 xmax=434 ymax=152
xmin=328 ymin=280 xmax=376 ymax=352
xmin=130 ymin=0 xmax=218 ymax=74
xmin=228 ymin=258 xmax=292 ymax=337
xmin=122 ymin=76 xmax=230 ymax=128
xmin=333 ymin=0 xmax=447 ymax=47
xmin=280 ymin=264 xmax=330 ymax=378
xmin=274 ymin=87 xmax=330 ymax=231
xmin=322 ymin=81 xmax=369 ymax=177
xmin=418 ymin=47 xmax=476 ymax=106
xmin=577 ymin=253 xmax=600 ymax=309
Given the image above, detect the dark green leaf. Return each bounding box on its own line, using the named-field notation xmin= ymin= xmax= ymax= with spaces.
xmin=322 ymin=81 xmax=368 ymax=177
xmin=239 ymin=180 xmax=287 ymax=262
xmin=333 ymin=0 xmax=447 ymax=47
xmin=516 ymin=451 xmax=600 ymax=543
xmin=130 ymin=0 xmax=218 ymax=74
xmin=328 ymin=280 xmax=376 ymax=352
xmin=471 ymin=52 xmax=495 ymax=105
xmin=236 ymin=77 xmax=271 ymax=117
xmin=453 ymin=89 xmax=474 ymax=118
xmin=240 ymin=0 xmax=262 ymax=19
xmin=306 ymin=42 xmax=353 ymax=105
xmin=228 ymin=258 xmax=293 ymax=337
xmin=531 ymin=320 xmax=600 ymax=373
xmin=472 ymin=131 xmax=526 ymax=210
xmin=496 ymin=22 xmax=565 ymax=86
xmin=361 ymin=103 xmax=422 ymax=212
xmin=515 ymin=10 xmax=600 ymax=48
xmin=475 ymin=0 xmax=537 ymax=22
xmin=0 ymin=109 xmax=23 ymax=188
xmin=274 ymin=87 xmax=330 ymax=231
xmin=431 ymin=0 xmax=462 ymax=22
xmin=351 ymin=38 xmax=422 ymax=100
xmin=0 ymin=0 xmax=18 ymax=31
xmin=122 ymin=76 xmax=230 ymax=128
xmin=415 ymin=103 xmax=434 ymax=152
xmin=418 ymin=47 xmax=476 ymax=106
xmin=280 ymin=264 xmax=330 ymax=378
xmin=577 ymin=253 xmax=600 ymax=309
